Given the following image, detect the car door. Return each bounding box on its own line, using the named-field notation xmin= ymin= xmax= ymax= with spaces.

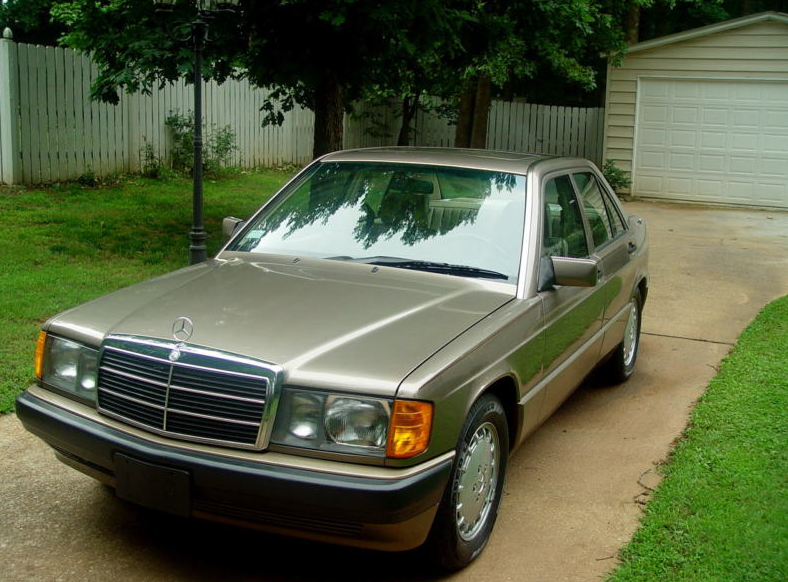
xmin=537 ymin=173 xmax=606 ymax=422
xmin=571 ymin=171 xmax=636 ymax=357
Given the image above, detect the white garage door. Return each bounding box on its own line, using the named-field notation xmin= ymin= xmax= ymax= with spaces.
xmin=634 ymin=78 xmax=788 ymax=209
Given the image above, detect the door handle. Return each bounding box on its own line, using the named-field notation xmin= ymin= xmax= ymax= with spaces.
xmin=628 ymin=241 xmax=637 ymax=254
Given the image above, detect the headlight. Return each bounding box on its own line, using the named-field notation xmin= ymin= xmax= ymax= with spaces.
xmin=289 ymin=392 xmax=322 ymax=440
xmin=324 ymin=396 xmax=389 ymax=448
xmin=272 ymin=389 xmax=391 ymax=456
xmin=37 ymin=332 xmax=99 ymax=404
xmin=271 ymin=388 xmax=433 ymax=458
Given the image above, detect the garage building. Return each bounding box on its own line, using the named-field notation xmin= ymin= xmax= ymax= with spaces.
xmin=603 ymin=11 xmax=788 ymax=209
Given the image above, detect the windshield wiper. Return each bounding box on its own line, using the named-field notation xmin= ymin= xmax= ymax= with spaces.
xmin=325 ymin=255 xmax=405 ymax=262
xmin=368 ymin=259 xmax=510 ymax=281
xmin=324 ymin=256 xmax=509 ymax=280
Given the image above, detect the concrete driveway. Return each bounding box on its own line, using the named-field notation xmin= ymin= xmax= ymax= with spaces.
xmin=2 ymin=201 xmax=787 ymax=582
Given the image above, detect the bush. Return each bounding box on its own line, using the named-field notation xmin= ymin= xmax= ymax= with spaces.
xmin=76 ymin=167 xmax=97 ymax=186
xmin=602 ymin=159 xmax=631 ymax=193
xmin=165 ymin=112 xmax=194 ymax=173
xmin=140 ymin=141 xmax=168 ymax=179
xmin=164 ymin=111 xmax=239 ymax=178
xmin=206 ymin=124 xmax=239 ymax=169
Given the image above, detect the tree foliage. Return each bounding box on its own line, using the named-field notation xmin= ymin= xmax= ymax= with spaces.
xmin=450 ymin=0 xmax=629 ymax=147
xmin=11 ymin=0 xmax=781 ymax=158
xmin=636 ymin=0 xmax=787 ymax=41
xmin=52 ymin=1 xmax=242 ymax=103
xmin=362 ymin=0 xmax=630 ymax=147
xmin=51 ymin=0 xmax=470 ymax=157
xmin=0 ymin=0 xmax=66 ymax=45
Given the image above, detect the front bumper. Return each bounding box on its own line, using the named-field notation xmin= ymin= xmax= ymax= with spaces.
xmin=16 ymin=389 xmax=453 ymax=551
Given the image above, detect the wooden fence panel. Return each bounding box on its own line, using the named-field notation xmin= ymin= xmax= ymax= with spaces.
xmin=562 ymin=107 xmax=572 ymax=156
xmin=511 ymin=101 xmax=523 ymax=151
xmin=29 ymin=46 xmax=43 ymax=182
xmin=0 ymin=36 xmax=20 ymax=183
xmin=62 ymin=49 xmax=74 ymax=177
xmin=17 ymin=45 xmax=31 ymax=183
xmin=33 ymin=46 xmax=48 ymax=182
xmin=150 ymin=79 xmax=162 ymax=168
xmin=238 ymin=80 xmax=247 ymax=167
xmin=52 ymin=48 xmax=65 ymax=179
xmin=89 ymin=54 xmax=103 ymax=175
xmin=72 ymin=51 xmax=85 ymax=176
xmin=543 ymin=105 xmax=553 ymax=154
xmin=44 ymin=46 xmax=59 ymax=181
xmin=100 ymin=76 xmax=112 ymax=175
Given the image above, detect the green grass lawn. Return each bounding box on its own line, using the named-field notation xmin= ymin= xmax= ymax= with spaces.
xmin=0 ymin=169 xmax=292 ymax=413
xmin=609 ymin=294 xmax=788 ymax=582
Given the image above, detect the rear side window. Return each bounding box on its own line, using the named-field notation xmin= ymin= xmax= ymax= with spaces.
xmin=573 ymin=172 xmax=614 ymax=250
xmin=603 ymin=190 xmax=627 ymax=235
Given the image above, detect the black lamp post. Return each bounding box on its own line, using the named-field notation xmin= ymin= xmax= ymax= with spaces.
xmin=153 ymin=0 xmax=240 ymax=265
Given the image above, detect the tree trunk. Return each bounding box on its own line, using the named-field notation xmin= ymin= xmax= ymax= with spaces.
xmin=743 ymin=0 xmax=753 ymax=15
xmin=469 ymin=74 xmax=491 ymax=150
xmin=454 ymin=75 xmax=492 ymax=150
xmin=652 ymin=6 xmax=667 ymax=39
xmin=312 ymin=74 xmax=344 ymax=159
xmin=623 ymin=1 xmax=640 ymax=44
xmin=454 ymin=76 xmax=477 ymax=148
xmin=397 ymin=93 xmax=420 ymax=146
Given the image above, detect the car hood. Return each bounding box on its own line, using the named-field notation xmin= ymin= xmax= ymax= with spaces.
xmin=46 ymin=254 xmax=515 ymax=396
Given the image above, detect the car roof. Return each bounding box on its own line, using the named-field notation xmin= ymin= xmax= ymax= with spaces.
xmin=319 ymin=147 xmax=557 ymax=174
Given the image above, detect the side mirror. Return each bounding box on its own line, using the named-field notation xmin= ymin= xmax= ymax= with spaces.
xmin=222 ymin=216 xmax=245 ymax=241
xmin=551 ymin=256 xmax=599 ymax=287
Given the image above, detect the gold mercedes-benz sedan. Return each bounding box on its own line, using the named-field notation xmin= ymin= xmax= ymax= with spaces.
xmin=18 ymin=147 xmax=648 ymax=570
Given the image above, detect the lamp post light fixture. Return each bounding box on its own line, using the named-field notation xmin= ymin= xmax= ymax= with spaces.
xmin=155 ymin=0 xmax=240 ymax=7
xmin=153 ymin=0 xmax=241 ymax=264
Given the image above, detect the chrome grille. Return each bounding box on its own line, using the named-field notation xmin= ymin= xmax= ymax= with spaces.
xmin=96 ymin=336 xmax=282 ymax=450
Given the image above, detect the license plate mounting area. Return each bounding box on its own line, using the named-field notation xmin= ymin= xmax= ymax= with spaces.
xmin=114 ymin=453 xmax=191 ymax=517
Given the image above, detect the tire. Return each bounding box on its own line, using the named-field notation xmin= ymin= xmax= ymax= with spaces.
xmin=427 ymin=394 xmax=509 ymax=571
xmin=600 ymin=288 xmax=643 ymax=384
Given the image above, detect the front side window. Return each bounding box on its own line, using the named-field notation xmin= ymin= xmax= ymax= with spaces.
xmin=542 ymin=175 xmax=588 ymax=259
xmin=229 ymin=162 xmax=527 ymax=282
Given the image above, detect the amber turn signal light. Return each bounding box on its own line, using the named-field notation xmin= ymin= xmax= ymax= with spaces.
xmin=34 ymin=331 xmax=47 ymax=379
xmin=386 ymin=400 xmax=433 ymax=459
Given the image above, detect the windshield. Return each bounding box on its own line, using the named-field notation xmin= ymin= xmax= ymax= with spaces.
xmin=229 ymin=162 xmax=527 ymax=282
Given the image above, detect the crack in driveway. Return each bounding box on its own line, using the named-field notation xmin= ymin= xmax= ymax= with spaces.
xmin=641 ymin=331 xmax=735 ymax=346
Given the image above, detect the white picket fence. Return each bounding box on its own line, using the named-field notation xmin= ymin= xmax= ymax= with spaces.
xmin=0 ymin=36 xmax=605 ymax=185
xmin=344 ymin=100 xmax=605 ymax=163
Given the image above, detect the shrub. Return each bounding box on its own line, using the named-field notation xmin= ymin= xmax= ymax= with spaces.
xmin=601 ymin=159 xmax=631 ymax=193
xmin=140 ymin=141 xmax=167 ymax=179
xmin=165 ymin=111 xmax=196 ymax=173
xmin=76 ymin=167 xmax=97 ymax=186
xmin=206 ymin=124 xmax=239 ymax=170
xmin=164 ymin=111 xmax=239 ymax=178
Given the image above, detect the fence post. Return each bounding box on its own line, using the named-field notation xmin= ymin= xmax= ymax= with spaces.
xmin=0 ymin=28 xmax=21 ymax=184
xmin=127 ymin=91 xmax=140 ymax=172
